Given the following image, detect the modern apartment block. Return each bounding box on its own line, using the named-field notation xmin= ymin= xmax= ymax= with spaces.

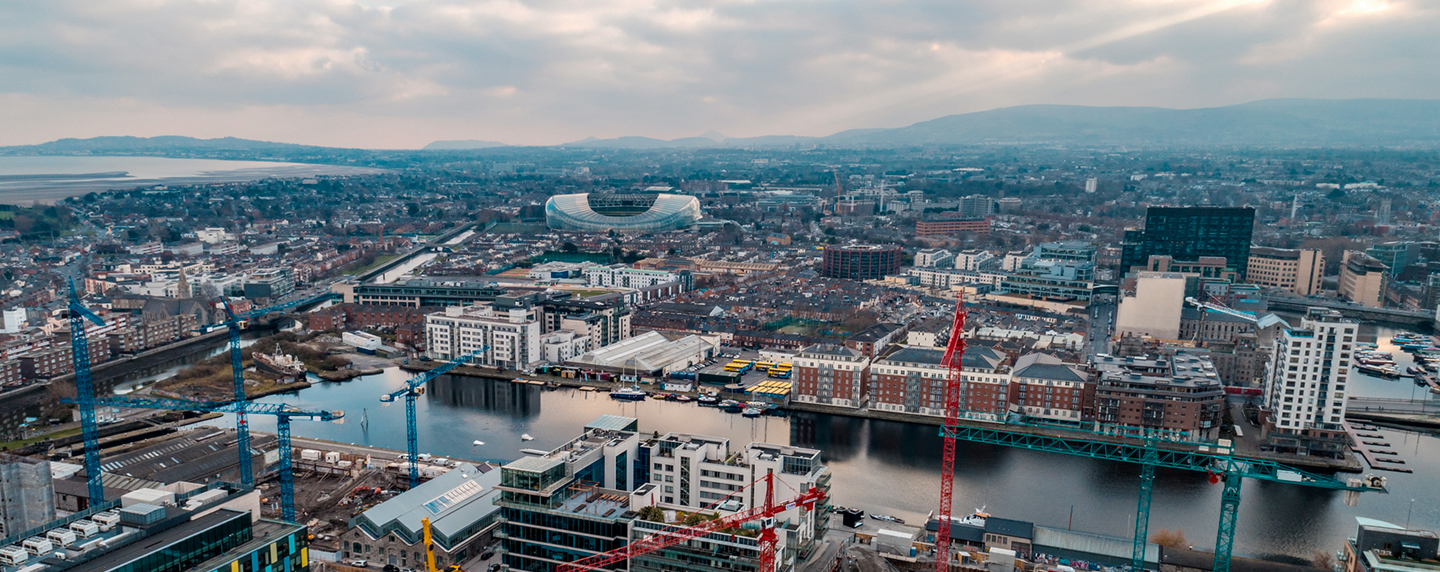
xmin=1338 ymin=251 xmax=1389 ymax=308
xmin=1120 ymin=207 xmax=1255 ymax=278
xmin=1247 ymin=247 xmax=1324 ymax=296
xmin=425 ymin=305 xmax=542 ymax=370
xmin=1262 ymin=308 xmax=1356 ymax=458
xmin=792 ymin=344 xmax=872 ymax=408
xmin=915 ymin=249 xmax=956 ymax=268
xmin=586 ymin=265 xmax=681 ymax=290
xmin=496 ymin=415 xmax=829 ymax=572
xmin=1091 ymin=352 xmax=1226 ymax=441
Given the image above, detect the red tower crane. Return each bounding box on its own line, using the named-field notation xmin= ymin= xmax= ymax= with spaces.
xmin=935 ymin=291 xmax=968 ymax=571
xmin=558 ymin=472 xmax=826 ymax=572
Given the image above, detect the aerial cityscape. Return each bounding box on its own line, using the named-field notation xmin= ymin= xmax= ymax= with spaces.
xmin=2 ymin=2 xmax=1439 ymax=572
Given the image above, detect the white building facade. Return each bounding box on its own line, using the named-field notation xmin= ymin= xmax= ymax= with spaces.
xmin=425 ymin=306 xmax=543 ymax=370
xmin=1264 ymin=308 xmax=1355 ymax=433
xmin=586 ymin=266 xmax=678 ymax=290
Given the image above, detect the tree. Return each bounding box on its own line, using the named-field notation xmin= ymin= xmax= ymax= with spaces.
xmin=1149 ymin=529 xmax=1187 ymax=548
xmin=1312 ymin=551 xmax=1335 ymax=569
xmin=406 ymin=202 xmax=420 ymax=217
xmin=1326 ymin=188 xmax=1346 ymax=201
xmin=562 ymin=241 xmax=578 ymax=253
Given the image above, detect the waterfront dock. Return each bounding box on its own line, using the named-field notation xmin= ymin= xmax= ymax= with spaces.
xmin=1341 ymin=420 xmax=1413 ymax=473
xmin=397 ymin=360 xmax=1364 ymax=473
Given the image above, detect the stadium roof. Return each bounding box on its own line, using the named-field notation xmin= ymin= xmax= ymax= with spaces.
xmin=546 ymin=192 xmax=701 ymax=232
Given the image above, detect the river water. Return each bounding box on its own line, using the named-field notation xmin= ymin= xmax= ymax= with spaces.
xmin=187 ymin=323 xmax=1439 ymax=561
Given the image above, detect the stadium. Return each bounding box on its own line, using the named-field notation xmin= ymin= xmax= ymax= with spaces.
xmin=544 ymin=192 xmax=702 ymax=232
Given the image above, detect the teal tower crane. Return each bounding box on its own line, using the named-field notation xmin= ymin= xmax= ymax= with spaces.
xmin=71 ymin=395 xmax=343 ymax=522
xmin=67 ymin=278 xmax=108 ymax=503
xmin=381 ymin=347 xmax=487 ymax=488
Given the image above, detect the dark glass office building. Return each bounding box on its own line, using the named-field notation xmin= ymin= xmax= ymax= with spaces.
xmin=821 ymin=244 xmax=902 ymax=280
xmin=1119 ymin=207 xmax=1255 ymax=278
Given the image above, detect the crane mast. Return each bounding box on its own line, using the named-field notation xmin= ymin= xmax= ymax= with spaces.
xmin=934 ymin=291 xmax=967 ymax=571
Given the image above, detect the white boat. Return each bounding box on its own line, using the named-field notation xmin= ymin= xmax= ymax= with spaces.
xmin=521 ymin=434 xmax=534 ymax=441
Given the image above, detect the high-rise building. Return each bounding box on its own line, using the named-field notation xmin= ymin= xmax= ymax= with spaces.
xmin=1247 ymin=247 xmax=1324 ymax=296
xmin=1366 ymin=241 xmax=1421 ymax=277
xmin=1338 ymin=251 xmax=1389 ymax=308
xmin=0 ymin=453 xmax=54 ymax=537
xmin=914 ymin=249 xmax=956 ymax=268
xmin=1262 ymin=308 xmax=1355 ymax=458
xmin=1119 ymin=207 xmax=1255 ymax=278
xmin=1084 ymin=177 xmax=1098 ymax=194
xmin=820 ymin=244 xmax=901 ymax=280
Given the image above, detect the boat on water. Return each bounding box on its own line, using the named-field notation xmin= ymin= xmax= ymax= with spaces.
xmin=675 ymin=395 xmax=693 ymax=403
xmin=870 ymin=514 xmax=905 ymax=524
xmin=1357 ymin=364 xmax=1402 ymax=378
xmin=521 ymin=434 xmax=534 ymax=441
xmin=1358 ymin=357 xmax=1396 ymax=366
xmin=1357 ymin=342 xmax=1378 ymax=349
xmin=610 ymin=386 xmax=648 ymax=401
xmin=746 ymin=401 xmax=777 ymax=411
xmin=742 ymin=408 xmax=764 ymax=418
xmin=953 ymin=506 xmax=991 ymax=527
xmin=253 ymin=344 xmax=307 ymax=378
xmin=651 ymin=392 xmax=672 ymax=401
xmin=1407 ymin=366 xmax=1425 ymax=376
xmin=697 ymin=395 xmax=719 ymax=406
xmin=719 ymin=400 xmax=743 ymax=412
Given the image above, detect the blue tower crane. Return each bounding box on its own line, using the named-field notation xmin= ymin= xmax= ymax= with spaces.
xmin=210 ymin=292 xmax=340 ymax=487
xmin=381 ymin=348 xmax=487 ymax=488
xmin=70 ymin=395 xmax=343 ymax=522
xmin=66 ymin=279 xmax=108 ymax=504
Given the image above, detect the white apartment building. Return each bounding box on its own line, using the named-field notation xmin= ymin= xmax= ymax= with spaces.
xmin=915 ymin=249 xmax=955 ymax=268
xmin=195 ymin=227 xmax=234 ymax=244
xmin=954 ymin=249 xmax=999 ymax=272
xmin=905 ymin=268 xmax=1006 ymax=290
xmin=1264 ymin=308 xmax=1355 ymax=433
xmin=539 ymin=330 xmax=591 ymax=363
xmin=640 ymin=433 xmax=827 ymax=566
xmin=586 ymin=265 xmax=678 ymax=289
xmin=425 ymin=305 xmax=543 ymax=371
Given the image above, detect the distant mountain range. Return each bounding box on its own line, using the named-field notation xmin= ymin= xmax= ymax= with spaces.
xmin=7 ymin=99 xmax=1439 ymax=153
xmin=559 ymin=99 xmax=1440 ymax=148
xmin=422 ymin=139 xmax=508 ymax=150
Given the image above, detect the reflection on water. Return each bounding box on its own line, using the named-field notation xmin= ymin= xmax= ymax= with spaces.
xmin=427 ymin=374 xmax=541 ymax=417
xmin=220 ymin=367 xmax=1439 ymax=560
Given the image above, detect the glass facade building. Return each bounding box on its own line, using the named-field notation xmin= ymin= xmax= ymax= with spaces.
xmin=545 ymin=193 xmax=702 ymax=233
xmin=821 ymin=244 xmax=902 ymax=280
xmin=1119 ymin=207 xmax=1255 ymax=278
xmin=67 ymin=508 xmax=309 ymax=572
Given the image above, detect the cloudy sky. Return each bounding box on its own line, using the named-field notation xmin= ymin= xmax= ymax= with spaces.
xmin=1 ymin=0 xmax=1436 ymax=148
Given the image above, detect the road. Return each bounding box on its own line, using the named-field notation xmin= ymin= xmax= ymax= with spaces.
xmin=1086 ymin=293 xmax=1116 ymax=356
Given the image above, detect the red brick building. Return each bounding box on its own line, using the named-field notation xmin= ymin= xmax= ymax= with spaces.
xmin=915 ymin=218 xmax=991 ymax=237
xmin=793 ymin=344 xmax=872 ymax=408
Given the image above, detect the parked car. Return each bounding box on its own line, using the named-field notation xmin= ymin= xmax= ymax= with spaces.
xmin=350 ymin=561 xmax=369 ymax=568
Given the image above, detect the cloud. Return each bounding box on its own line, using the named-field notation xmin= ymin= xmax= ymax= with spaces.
xmin=0 ymin=0 xmax=1436 ymax=148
